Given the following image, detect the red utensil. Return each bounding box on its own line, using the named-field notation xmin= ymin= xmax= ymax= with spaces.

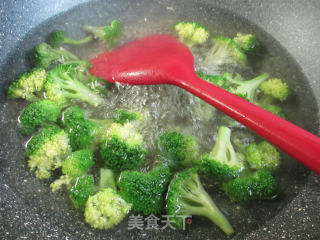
xmin=90 ymin=34 xmax=320 ymax=174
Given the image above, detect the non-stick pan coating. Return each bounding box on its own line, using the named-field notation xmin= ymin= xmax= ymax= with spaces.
xmin=0 ymin=1 xmax=319 ymax=239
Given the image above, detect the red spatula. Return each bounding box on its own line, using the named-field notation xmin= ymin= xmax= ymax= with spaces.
xmin=90 ymin=34 xmax=320 ymax=174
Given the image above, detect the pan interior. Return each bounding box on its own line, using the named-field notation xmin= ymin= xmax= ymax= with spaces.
xmin=0 ymin=1 xmax=318 ymax=239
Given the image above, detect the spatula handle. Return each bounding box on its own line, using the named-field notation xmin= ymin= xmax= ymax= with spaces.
xmin=178 ymin=74 xmax=320 ymax=174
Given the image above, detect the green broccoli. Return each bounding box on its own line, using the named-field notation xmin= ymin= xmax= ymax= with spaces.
xmin=198 ymin=72 xmax=287 ymax=118
xmin=195 ymin=73 xmax=228 ymax=121
xmin=58 ymin=65 xmax=107 ymax=95
xmin=44 ymin=63 xmax=104 ymax=107
xmin=7 ymin=68 xmax=47 ymax=101
xmin=231 ymin=129 xmax=255 ymax=153
xmin=61 ymin=106 xmax=103 ymax=151
xmin=86 ymin=76 xmax=108 ymax=95
xmin=61 ymin=105 xmax=85 ymax=125
xmin=223 ymin=72 xmax=270 ymax=102
xmin=260 ymin=78 xmax=290 ymax=102
xmin=166 ymin=167 xmax=234 ymax=235
xmin=197 ymin=72 xmax=249 ymax=99
xmin=112 ymin=108 xmax=141 ymax=125
xmin=99 ymin=122 xmax=146 ymax=172
xmin=64 ymin=60 xmax=93 ymax=83
xmin=158 ymin=131 xmax=199 ymax=171
xmin=19 ymin=100 xmax=61 ymax=134
xmin=70 ymin=175 xmax=95 ymax=209
xmin=26 ymin=125 xmax=71 ymax=179
xmin=50 ymin=150 xmax=95 ymax=191
xmin=203 ymin=36 xmax=247 ymax=68
xmin=49 ymin=30 xmax=93 ymax=48
xmin=245 ymin=141 xmax=280 ymax=172
xmin=83 ymin=20 xmax=123 ymax=48
xmin=84 ymin=188 xmax=132 ymax=229
xmin=233 ymin=33 xmax=259 ymax=54
xmin=173 ymin=21 xmax=210 ymax=48
xmin=119 ymin=165 xmax=172 ymax=214
xmin=32 ymin=43 xmax=79 ymax=69
xmin=260 ymin=104 xmax=286 ymax=119
xmin=201 ymin=126 xmax=245 ymax=181
xmin=63 ymin=152 xmax=94 ymax=177
xmin=197 ymin=72 xmax=231 ymax=91
xmin=222 ymin=169 xmax=278 ymax=203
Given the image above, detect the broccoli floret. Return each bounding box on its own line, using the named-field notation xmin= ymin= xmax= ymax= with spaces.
xmin=63 ymin=117 xmax=101 ymax=151
xmin=173 ymin=21 xmax=210 ymax=48
xmin=65 ymin=120 xmax=104 ymax=151
xmin=70 ymin=175 xmax=95 ymax=209
xmin=231 ymin=129 xmax=255 ymax=153
xmin=233 ymin=33 xmax=259 ymax=54
xmin=166 ymin=167 xmax=234 ymax=235
xmin=119 ymin=165 xmax=172 ymax=215
xmin=204 ymin=36 xmax=247 ymax=68
xmin=61 ymin=106 xmax=103 ymax=151
xmin=260 ymin=78 xmax=290 ymax=102
xmin=83 ymin=20 xmax=123 ymax=48
xmin=49 ymin=30 xmax=93 ymax=48
xmin=50 ymin=150 xmax=95 ymax=191
xmin=19 ymin=100 xmax=61 ymax=134
xmin=201 ymin=126 xmax=244 ymax=181
xmin=62 ymin=64 xmax=107 ymax=95
xmin=222 ymin=169 xmax=278 ymax=203
xmin=7 ymin=68 xmax=47 ymax=101
xmin=260 ymin=104 xmax=286 ymax=119
xmin=112 ymin=108 xmax=141 ymax=125
xmin=44 ymin=63 xmax=104 ymax=106
xmin=197 ymin=72 xmax=231 ymax=91
xmin=223 ymin=72 xmax=270 ymax=102
xmin=32 ymin=43 xmax=79 ymax=69
xmin=201 ymin=72 xmax=287 ymax=117
xmin=245 ymin=141 xmax=280 ymax=172
xmin=26 ymin=125 xmax=71 ymax=179
xmin=195 ymin=72 xmax=247 ymax=119
xmin=84 ymin=188 xmax=132 ymax=229
xmin=65 ymin=60 xmax=93 ymax=83
xmin=61 ymin=105 xmax=85 ymax=125
xmin=158 ymin=131 xmax=199 ymax=171
xmin=100 ymin=122 xmax=146 ymax=172
xmin=86 ymin=76 xmax=107 ymax=95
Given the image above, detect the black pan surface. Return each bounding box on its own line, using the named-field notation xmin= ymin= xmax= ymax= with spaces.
xmin=0 ymin=1 xmax=320 ymax=239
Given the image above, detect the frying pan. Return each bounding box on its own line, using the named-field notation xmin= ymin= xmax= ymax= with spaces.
xmin=0 ymin=0 xmax=320 ymax=239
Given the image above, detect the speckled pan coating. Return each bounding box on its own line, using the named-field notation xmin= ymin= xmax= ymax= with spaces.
xmin=0 ymin=0 xmax=319 ymax=239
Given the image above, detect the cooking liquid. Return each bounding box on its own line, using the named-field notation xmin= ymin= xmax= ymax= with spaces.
xmin=0 ymin=2 xmax=314 ymax=239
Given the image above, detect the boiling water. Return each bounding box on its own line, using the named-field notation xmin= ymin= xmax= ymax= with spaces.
xmin=0 ymin=1 xmax=315 ymax=239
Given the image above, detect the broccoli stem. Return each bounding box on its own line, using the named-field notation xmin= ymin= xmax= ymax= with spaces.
xmin=65 ymin=85 xmax=104 ymax=106
xmin=191 ymin=191 xmax=234 ymax=236
xmin=59 ymin=75 xmax=104 ymax=106
xmin=54 ymin=48 xmax=79 ymax=61
xmin=65 ymin=60 xmax=92 ymax=67
xmin=225 ymin=73 xmax=269 ymax=101
xmin=63 ymin=35 xmax=93 ymax=45
xmin=82 ymin=25 xmax=104 ymax=39
xmin=210 ymin=126 xmax=238 ymax=165
xmin=183 ymin=174 xmax=234 ymax=235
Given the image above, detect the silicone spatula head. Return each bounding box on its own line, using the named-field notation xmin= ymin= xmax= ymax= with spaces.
xmin=89 ymin=34 xmax=196 ymax=85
